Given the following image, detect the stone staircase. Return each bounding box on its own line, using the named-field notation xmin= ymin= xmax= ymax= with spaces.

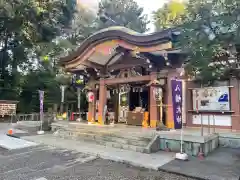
xmin=52 ymin=124 xmax=154 ymax=153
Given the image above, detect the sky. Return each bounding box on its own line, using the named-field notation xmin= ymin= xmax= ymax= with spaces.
xmin=135 ymin=0 xmax=168 ymax=32
xmin=78 ymin=0 xmax=168 ymax=32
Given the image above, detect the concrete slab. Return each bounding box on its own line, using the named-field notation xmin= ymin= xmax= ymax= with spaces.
xmin=23 ymin=134 xmax=175 ymax=170
xmin=0 ymin=135 xmax=38 ymax=150
xmin=160 ymin=148 xmax=240 ymax=180
xmin=0 ymin=123 xmax=28 ymax=134
xmin=16 ymin=121 xmax=41 ymax=127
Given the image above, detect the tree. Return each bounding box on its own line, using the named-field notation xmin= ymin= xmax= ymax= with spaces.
xmin=177 ymin=0 xmax=240 ymax=84
xmin=0 ymin=0 xmax=75 ymax=111
xmin=153 ymin=0 xmax=186 ymax=30
xmin=97 ymin=0 xmax=149 ymax=33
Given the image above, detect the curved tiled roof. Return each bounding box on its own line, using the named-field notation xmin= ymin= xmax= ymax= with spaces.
xmin=60 ymin=26 xmax=176 ymax=64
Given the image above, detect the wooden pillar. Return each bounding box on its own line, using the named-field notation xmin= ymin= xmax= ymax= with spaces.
xmin=230 ymin=78 xmax=240 ymax=131
xmin=87 ymin=79 xmax=97 ymax=124
xmin=149 ymin=72 xmax=158 ymax=128
xmin=88 ymin=96 xmax=96 ymax=123
xmin=185 ymin=80 xmax=197 ymax=127
xmin=166 ymin=69 xmax=179 ymax=129
xmin=98 ymin=79 xmax=107 ymax=125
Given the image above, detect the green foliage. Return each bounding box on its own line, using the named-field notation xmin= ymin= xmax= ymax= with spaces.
xmin=154 ymin=0 xmax=240 ymax=83
xmin=97 ymin=0 xmax=149 ymax=33
xmin=178 ymin=0 xmax=240 ymax=83
xmin=0 ymin=0 xmax=75 ymax=112
xmin=0 ymin=0 xmax=150 ymax=113
xmin=153 ymin=0 xmax=186 ymax=30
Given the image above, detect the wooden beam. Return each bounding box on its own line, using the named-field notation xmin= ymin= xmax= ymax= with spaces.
xmin=108 ymin=63 xmax=150 ymax=71
xmin=107 ymin=55 xmax=150 ymax=70
xmin=104 ymin=75 xmax=151 ymax=85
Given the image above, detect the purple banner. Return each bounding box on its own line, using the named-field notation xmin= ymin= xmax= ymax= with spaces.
xmin=39 ymin=91 xmax=44 ymax=115
xmin=171 ymin=80 xmax=183 ymax=129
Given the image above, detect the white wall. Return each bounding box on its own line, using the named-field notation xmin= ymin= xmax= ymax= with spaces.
xmin=182 ymin=80 xmax=186 ymax=124
xmin=192 ymin=114 xmax=231 ymax=126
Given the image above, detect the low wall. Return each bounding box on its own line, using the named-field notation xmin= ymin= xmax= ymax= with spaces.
xmin=219 ymin=133 xmax=240 ymax=148
xmin=157 ymin=134 xmax=219 ymax=156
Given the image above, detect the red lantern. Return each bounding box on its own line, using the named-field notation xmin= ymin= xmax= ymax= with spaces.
xmin=87 ymin=92 xmax=94 ymax=102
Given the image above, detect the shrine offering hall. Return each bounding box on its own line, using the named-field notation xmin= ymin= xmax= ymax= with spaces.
xmin=60 ymin=27 xmax=186 ymax=129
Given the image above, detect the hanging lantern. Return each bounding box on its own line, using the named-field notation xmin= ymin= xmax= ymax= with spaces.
xmin=87 ymin=91 xmax=95 ymax=102
xmin=153 ymin=87 xmax=162 ymax=101
xmin=72 ymin=74 xmax=85 ymax=89
xmin=121 ymin=95 xmax=127 ymax=102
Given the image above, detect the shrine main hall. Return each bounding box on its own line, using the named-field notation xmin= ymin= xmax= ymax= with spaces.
xmin=60 ymin=26 xmax=186 ymax=130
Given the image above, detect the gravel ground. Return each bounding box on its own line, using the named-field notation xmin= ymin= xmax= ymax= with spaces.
xmin=0 ymin=145 xmax=197 ymax=180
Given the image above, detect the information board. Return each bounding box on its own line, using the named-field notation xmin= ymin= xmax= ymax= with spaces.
xmin=0 ymin=103 xmax=16 ymax=117
xmin=192 ymin=86 xmax=230 ymax=111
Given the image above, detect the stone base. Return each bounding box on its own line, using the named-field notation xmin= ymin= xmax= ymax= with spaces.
xmin=175 ymin=152 xmax=188 ymax=161
xmin=52 ymin=122 xmax=153 ymax=153
xmin=219 ymin=133 xmax=240 ymax=148
xmin=158 ymin=133 xmax=219 ymax=156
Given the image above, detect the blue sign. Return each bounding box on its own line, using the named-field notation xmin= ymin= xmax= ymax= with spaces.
xmin=72 ymin=74 xmax=85 ymax=88
xmin=171 ymin=79 xmax=183 ymax=129
xmin=218 ymin=93 xmax=229 ymax=102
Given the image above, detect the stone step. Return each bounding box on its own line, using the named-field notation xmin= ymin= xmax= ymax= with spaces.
xmin=55 ymin=124 xmax=152 ymax=138
xmin=56 ymin=129 xmax=150 ymax=153
xmin=81 ymin=132 xmax=149 ymax=147
xmin=57 ymin=130 xmax=150 ymax=147
xmin=57 ymin=126 xmax=152 ymax=141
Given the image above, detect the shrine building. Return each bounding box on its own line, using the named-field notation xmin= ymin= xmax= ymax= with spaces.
xmin=60 ymin=26 xmax=187 ymax=129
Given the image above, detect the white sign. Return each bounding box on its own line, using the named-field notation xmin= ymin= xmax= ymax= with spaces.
xmin=192 ymin=114 xmax=231 ymax=126
xmin=192 ymin=86 xmax=230 ymax=111
xmin=0 ymin=103 xmax=16 ymax=116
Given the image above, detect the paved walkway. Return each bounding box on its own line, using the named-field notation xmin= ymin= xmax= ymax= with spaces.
xmin=0 ymin=135 xmax=38 ymax=150
xmin=0 ymin=145 xmax=195 ymax=180
xmin=23 ymin=134 xmax=175 ymax=170
xmin=160 ymin=148 xmax=240 ymax=180
xmin=23 ymin=134 xmax=240 ymax=180
xmin=0 ymin=123 xmax=37 ymax=150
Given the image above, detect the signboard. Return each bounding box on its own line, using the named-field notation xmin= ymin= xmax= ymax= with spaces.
xmin=192 ymin=86 xmax=230 ymax=111
xmin=171 ymin=79 xmax=183 ymax=129
xmin=0 ymin=103 xmax=16 ymax=117
xmin=72 ymin=74 xmax=85 ymax=88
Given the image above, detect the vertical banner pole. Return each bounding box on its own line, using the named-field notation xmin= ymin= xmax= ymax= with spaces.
xmin=60 ymin=85 xmax=66 ymax=115
xmin=208 ymin=114 xmax=211 ymax=134
xmin=174 ymin=79 xmax=188 ymax=160
xmin=180 ymin=85 xmax=184 ymax=154
xmin=171 ymin=79 xmax=183 ymax=129
xmin=38 ymin=90 xmax=44 ymax=134
xmin=77 ymin=88 xmax=82 ymax=121
xmin=213 ymin=114 xmax=216 ymax=133
xmin=201 ymin=113 xmax=203 ymax=136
